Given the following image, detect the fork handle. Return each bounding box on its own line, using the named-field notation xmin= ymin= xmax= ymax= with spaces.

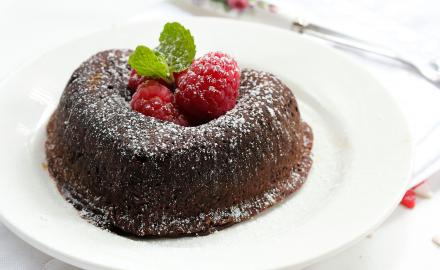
xmin=291 ymin=20 xmax=416 ymax=69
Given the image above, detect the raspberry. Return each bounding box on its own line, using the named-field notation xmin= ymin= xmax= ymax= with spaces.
xmin=173 ymin=70 xmax=187 ymax=85
xmin=131 ymin=80 xmax=188 ymax=126
xmin=227 ymin=0 xmax=249 ymax=10
xmin=127 ymin=69 xmax=147 ymax=92
xmin=175 ymin=52 xmax=240 ymax=122
xmin=128 ymin=69 xmax=173 ymax=92
xmin=400 ymin=189 xmax=416 ymax=209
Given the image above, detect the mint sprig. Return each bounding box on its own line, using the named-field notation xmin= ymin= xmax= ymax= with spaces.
xmin=128 ymin=22 xmax=196 ymax=83
xmin=128 ymin=46 xmax=170 ymax=81
xmin=157 ymin=22 xmax=196 ymax=73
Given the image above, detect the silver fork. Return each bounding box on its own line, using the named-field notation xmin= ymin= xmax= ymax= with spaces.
xmin=292 ymin=19 xmax=440 ymax=88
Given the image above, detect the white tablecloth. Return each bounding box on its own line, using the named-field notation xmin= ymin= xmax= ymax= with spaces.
xmin=0 ymin=0 xmax=439 ymax=269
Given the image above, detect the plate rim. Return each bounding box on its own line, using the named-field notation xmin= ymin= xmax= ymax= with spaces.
xmin=0 ymin=16 xmax=413 ymax=270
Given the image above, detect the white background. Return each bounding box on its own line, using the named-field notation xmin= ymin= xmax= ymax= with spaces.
xmin=0 ymin=0 xmax=439 ymax=269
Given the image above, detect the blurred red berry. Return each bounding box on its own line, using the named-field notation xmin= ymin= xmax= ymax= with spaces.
xmin=400 ymin=189 xmax=416 ymax=209
xmin=227 ymin=0 xmax=249 ymax=10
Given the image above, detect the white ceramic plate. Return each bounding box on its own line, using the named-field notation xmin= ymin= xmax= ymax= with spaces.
xmin=0 ymin=17 xmax=411 ymax=270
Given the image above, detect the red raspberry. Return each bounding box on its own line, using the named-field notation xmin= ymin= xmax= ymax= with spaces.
xmin=128 ymin=69 xmax=173 ymax=92
xmin=173 ymin=70 xmax=187 ymax=85
xmin=400 ymin=189 xmax=416 ymax=209
xmin=175 ymin=52 xmax=240 ymax=122
xmin=131 ymin=80 xmax=188 ymax=126
xmin=127 ymin=69 xmax=147 ymax=92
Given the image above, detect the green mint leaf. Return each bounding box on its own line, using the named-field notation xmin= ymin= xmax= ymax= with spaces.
xmin=128 ymin=45 xmax=170 ymax=80
xmin=157 ymin=22 xmax=196 ymax=73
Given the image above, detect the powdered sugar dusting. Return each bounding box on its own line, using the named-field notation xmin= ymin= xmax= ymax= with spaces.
xmin=46 ymin=49 xmax=313 ymax=236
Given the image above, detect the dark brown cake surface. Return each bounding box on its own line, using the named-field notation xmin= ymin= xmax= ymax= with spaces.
xmin=45 ymin=49 xmax=313 ymax=236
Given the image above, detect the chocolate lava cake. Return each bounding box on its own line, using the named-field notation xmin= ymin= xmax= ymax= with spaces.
xmin=46 ymin=49 xmax=313 ymax=236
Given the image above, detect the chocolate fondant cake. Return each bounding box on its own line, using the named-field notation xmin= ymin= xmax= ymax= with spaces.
xmin=46 ymin=49 xmax=313 ymax=236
